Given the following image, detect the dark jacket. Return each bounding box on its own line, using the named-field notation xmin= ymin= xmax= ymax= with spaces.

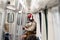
xmin=3 ymin=32 xmax=9 ymax=40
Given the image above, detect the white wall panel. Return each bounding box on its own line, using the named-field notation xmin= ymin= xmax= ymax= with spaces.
xmin=52 ymin=6 xmax=60 ymax=40
xmin=48 ymin=6 xmax=60 ymax=40
xmin=48 ymin=9 xmax=55 ymax=40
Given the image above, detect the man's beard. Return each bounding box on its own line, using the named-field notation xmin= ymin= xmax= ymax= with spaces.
xmin=29 ymin=19 xmax=34 ymax=22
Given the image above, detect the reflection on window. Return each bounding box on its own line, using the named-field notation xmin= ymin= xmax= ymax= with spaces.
xmin=7 ymin=13 xmax=14 ymax=23
xmin=17 ymin=13 xmax=21 ymax=25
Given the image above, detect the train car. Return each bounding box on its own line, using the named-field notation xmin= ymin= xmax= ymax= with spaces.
xmin=0 ymin=0 xmax=60 ymax=40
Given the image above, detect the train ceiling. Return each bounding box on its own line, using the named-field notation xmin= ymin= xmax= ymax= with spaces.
xmin=0 ymin=0 xmax=59 ymax=13
xmin=19 ymin=0 xmax=59 ymax=13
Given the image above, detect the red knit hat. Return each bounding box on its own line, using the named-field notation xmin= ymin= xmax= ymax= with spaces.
xmin=27 ymin=13 xmax=33 ymax=19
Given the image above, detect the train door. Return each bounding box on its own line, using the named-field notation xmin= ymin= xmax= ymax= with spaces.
xmin=42 ymin=6 xmax=60 ymax=40
xmin=16 ymin=12 xmax=27 ymax=40
xmin=2 ymin=9 xmax=18 ymax=40
xmin=16 ymin=13 xmax=22 ymax=40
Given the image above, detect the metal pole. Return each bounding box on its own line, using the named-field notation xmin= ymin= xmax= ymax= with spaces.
xmin=39 ymin=12 xmax=42 ymax=33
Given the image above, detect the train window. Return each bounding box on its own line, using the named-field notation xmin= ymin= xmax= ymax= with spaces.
xmin=7 ymin=13 xmax=14 ymax=23
xmin=17 ymin=13 xmax=21 ymax=25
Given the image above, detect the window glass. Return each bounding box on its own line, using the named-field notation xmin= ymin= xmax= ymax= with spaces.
xmin=17 ymin=13 xmax=21 ymax=25
xmin=7 ymin=13 xmax=14 ymax=23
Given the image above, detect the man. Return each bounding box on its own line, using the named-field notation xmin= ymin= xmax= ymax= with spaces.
xmin=22 ymin=13 xmax=37 ymax=40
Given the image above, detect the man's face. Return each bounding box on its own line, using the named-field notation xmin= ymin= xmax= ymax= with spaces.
xmin=28 ymin=18 xmax=33 ymax=22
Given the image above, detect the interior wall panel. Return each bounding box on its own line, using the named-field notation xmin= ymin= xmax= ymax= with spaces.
xmin=52 ymin=6 xmax=60 ymax=40
xmin=47 ymin=9 xmax=55 ymax=40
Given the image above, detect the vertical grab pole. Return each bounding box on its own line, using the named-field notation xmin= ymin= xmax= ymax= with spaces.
xmin=39 ymin=12 xmax=42 ymax=33
xmin=44 ymin=6 xmax=48 ymax=40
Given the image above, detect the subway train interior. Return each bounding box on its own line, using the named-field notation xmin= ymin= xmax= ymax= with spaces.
xmin=0 ymin=0 xmax=60 ymax=40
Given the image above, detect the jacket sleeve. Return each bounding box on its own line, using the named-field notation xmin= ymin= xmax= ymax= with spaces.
xmin=25 ymin=22 xmax=36 ymax=31
xmin=25 ymin=22 xmax=32 ymax=27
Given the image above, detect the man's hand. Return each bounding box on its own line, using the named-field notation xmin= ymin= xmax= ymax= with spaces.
xmin=25 ymin=26 xmax=28 ymax=28
xmin=23 ymin=27 xmax=25 ymax=30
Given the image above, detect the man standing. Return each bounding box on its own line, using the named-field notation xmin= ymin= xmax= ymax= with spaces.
xmin=22 ymin=13 xmax=37 ymax=40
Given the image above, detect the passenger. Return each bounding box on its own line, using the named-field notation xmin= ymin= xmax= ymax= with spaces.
xmin=26 ymin=34 xmax=38 ymax=40
xmin=22 ymin=13 xmax=37 ymax=40
xmin=3 ymin=23 xmax=10 ymax=40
